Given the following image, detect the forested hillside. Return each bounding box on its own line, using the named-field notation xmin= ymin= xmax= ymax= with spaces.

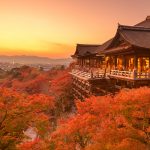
xmin=0 ymin=66 xmax=150 ymax=150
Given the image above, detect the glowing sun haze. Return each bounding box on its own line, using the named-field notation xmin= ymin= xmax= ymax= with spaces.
xmin=0 ymin=0 xmax=150 ymax=58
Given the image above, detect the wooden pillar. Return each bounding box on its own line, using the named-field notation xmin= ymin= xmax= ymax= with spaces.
xmin=95 ymin=58 xmax=97 ymax=68
xmin=134 ymin=55 xmax=138 ymax=70
xmin=89 ymin=58 xmax=90 ymax=68
xmin=114 ymin=56 xmax=117 ymax=69
xmin=133 ymin=55 xmax=138 ymax=79
xmin=80 ymin=59 xmax=81 ymax=66
xmin=149 ymin=56 xmax=150 ymax=68
xmin=78 ymin=59 xmax=80 ymax=66
xmin=83 ymin=59 xmax=85 ymax=67
xmin=95 ymin=58 xmax=97 ymax=67
xmin=98 ymin=58 xmax=101 ymax=68
xmin=122 ymin=56 xmax=126 ymax=70
xmin=148 ymin=55 xmax=150 ymax=78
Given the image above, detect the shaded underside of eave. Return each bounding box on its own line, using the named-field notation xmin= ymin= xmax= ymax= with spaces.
xmin=103 ymin=46 xmax=133 ymax=55
xmin=103 ymin=45 xmax=150 ymax=55
xmin=72 ymin=54 xmax=98 ymax=58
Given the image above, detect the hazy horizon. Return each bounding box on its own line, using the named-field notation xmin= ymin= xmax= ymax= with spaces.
xmin=0 ymin=54 xmax=71 ymax=59
xmin=0 ymin=0 xmax=150 ymax=58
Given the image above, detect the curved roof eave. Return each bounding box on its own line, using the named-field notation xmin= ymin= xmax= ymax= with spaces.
xmin=105 ymin=25 xmax=150 ymax=51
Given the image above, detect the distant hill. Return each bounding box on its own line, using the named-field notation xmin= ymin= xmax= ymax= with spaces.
xmin=0 ymin=55 xmax=72 ymax=65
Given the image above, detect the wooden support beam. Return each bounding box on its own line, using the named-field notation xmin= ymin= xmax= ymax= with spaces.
xmin=149 ymin=56 xmax=150 ymax=68
xmin=134 ymin=55 xmax=138 ymax=70
xmin=133 ymin=55 xmax=138 ymax=79
xmin=122 ymin=56 xmax=126 ymax=70
xmin=114 ymin=56 xmax=117 ymax=69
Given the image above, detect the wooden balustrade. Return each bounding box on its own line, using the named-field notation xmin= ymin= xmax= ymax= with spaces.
xmin=110 ymin=70 xmax=133 ymax=78
xmin=110 ymin=70 xmax=150 ymax=80
xmin=136 ymin=72 xmax=150 ymax=79
xmin=71 ymin=69 xmax=150 ymax=80
xmin=71 ymin=69 xmax=105 ymax=79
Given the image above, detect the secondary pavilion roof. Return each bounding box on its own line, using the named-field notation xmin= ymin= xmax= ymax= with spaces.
xmin=96 ymin=39 xmax=113 ymax=56
xmin=72 ymin=44 xmax=101 ymax=58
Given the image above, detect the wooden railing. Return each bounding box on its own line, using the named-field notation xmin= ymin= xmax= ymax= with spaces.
xmin=71 ymin=69 xmax=105 ymax=79
xmin=136 ymin=72 xmax=150 ymax=79
xmin=110 ymin=70 xmax=133 ymax=78
xmin=110 ymin=70 xmax=150 ymax=80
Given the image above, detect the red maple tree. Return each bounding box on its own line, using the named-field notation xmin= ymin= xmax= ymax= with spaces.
xmin=50 ymin=87 xmax=150 ymax=150
xmin=0 ymin=88 xmax=55 ymax=149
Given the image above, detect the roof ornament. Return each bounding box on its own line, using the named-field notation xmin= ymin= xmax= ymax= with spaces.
xmin=118 ymin=23 xmax=123 ymax=30
xmin=146 ymin=16 xmax=150 ymax=20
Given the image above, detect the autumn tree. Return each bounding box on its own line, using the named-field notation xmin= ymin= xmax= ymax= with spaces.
xmin=50 ymin=70 xmax=73 ymax=115
xmin=0 ymin=88 xmax=55 ymax=149
xmin=50 ymin=87 xmax=150 ymax=150
xmin=17 ymin=139 xmax=49 ymax=150
xmin=0 ymin=66 xmax=60 ymax=94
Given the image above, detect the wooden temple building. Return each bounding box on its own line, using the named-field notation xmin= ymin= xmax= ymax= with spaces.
xmin=70 ymin=16 xmax=150 ymax=99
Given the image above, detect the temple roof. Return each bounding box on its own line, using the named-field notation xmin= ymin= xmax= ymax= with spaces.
xmin=103 ymin=25 xmax=150 ymax=54
xmin=119 ymin=25 xmax=150 ymax=49
xmin=72 ymin=16 xmax=150 ymax=57
xmin=96 ymin=39 xmax=113 ymax=55
xmin=135 ymin=16 xmax=150 ymax=28
xmin=72 ymin=44 xmax=101 ymax=57
xmin=100 ymin=16 xmax=150 ymax=54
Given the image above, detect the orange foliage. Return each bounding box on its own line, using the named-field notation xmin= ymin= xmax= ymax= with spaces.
xmin=50 ymin=87 xmax=150 ymax=150
xmin=1 ymin=66 xmax=150 ymax=150
xmin=51 ymin=70 xmax=72 ymax=96
xmin=0 ymin=88 xmax=54 ymax=149
xmin=0 ymin=66 xmax=60 ymax=94
xmin=50 ymin=70 xmax=73 ymax=113
xmin=18 ymin=139 xmax=48 ymax=150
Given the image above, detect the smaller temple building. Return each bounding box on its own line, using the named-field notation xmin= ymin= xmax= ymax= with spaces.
xmin=70 ymin=44 xmax=113 ymax=99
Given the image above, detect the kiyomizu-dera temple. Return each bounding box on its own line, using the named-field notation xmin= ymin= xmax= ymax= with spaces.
xmin=70 ymin=16 xmax=150 ymax=99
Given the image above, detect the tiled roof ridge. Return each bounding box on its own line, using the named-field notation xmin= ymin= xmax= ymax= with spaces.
xmin=77 ymin=44 xmax=100 ymax=47
xmin=118 ymin=24 xmax=150 ymax=31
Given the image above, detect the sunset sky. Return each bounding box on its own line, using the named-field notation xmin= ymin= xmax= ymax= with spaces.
xmin=0 ymin=0 xmax=150 ymax=58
